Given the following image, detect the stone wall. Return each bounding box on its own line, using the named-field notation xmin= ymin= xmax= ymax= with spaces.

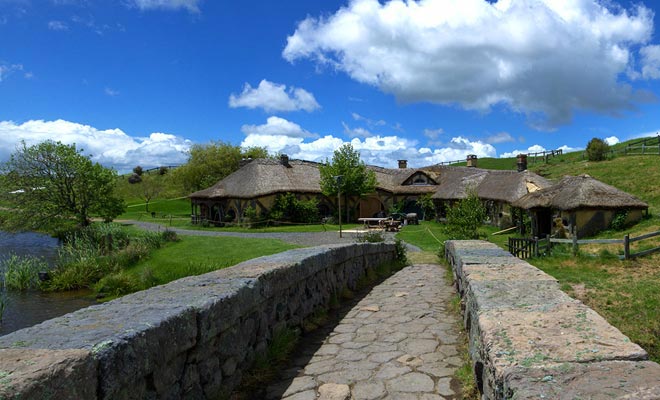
xmin=0 ymin=242 xmax=396 ymax=400
xmin=445 ymin=240 xmax=660 ymax=399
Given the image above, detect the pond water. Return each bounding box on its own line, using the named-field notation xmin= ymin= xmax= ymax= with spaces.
xmin=0 ymin=231 xmax=96 ymax=336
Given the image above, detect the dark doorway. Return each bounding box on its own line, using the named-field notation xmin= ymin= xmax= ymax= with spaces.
xmin=536 ymin=209 xmax=552 ymax=237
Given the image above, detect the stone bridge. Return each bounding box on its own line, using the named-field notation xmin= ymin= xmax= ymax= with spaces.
xmin=1 ymin=240 xmax=659 ymax=399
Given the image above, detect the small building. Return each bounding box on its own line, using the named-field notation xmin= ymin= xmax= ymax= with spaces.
xmin=512 ymin=174 xmax=648 ymax=238
xmin=432 ymin=168 xmax=551 ymax=228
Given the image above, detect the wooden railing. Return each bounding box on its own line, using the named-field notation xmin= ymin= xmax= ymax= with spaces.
xmin=510 ymin=230 xmax=660 ymax=260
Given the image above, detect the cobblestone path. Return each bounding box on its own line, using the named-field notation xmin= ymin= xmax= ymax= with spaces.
xmin=265 ymin=263 xmax=462 ymax=400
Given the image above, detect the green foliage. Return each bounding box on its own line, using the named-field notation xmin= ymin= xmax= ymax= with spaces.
xmin=444 ymin=191 xmax=487 ymax=240
xmin=610 ymin=209 xmax=629 ymax=231
xmin=133 ymin=175 xmax=164 ymax=213
xmin=394 ymin=238 xmax=408 ymax=264
xmin=269 ymin=193 xmax=319 ymax=223
xmin=319 ymin=144 xmax=377 ymax=220
xmin=93 ymin=272 xmax=138 ymax=297
xmin=171 ymin=141 xmax=269 ymax=193
xmin=0 ymin=140 xmax=125 ymax=230
xmin=416 ymin=194 xmax=436 ymax=220
xmin=357 ymin=230 xmax=385 ymax=243
xmin=1 ymin=254 xmax=47 ymax=291
xmin=133 ymin=165 xmax=143 ymax=176
xmin=585 ymin=137 xmax=610 ymax=161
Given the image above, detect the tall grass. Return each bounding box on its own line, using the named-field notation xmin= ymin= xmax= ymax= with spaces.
xmin=1 ymin=254 xmax=47 ymax=290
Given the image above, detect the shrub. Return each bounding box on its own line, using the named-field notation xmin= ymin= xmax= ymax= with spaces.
xmin=158 ymin=166 xmax=168 ymax=175
xmin=133 ymin=165 xmax=143 ymax=176
xmin=128 ymin=173 xmax=142 ymax=184
xmin=357 ymin=230 xmax=385 ymax=243
xmin=610 ymin=209 xmax=629 ymax=231
xmin=444 ymin=190 xmax=487 ymax=239
xmin=394 ymin=238 xmax=408 ymax=264
xmin=269 ymin=193 xmax=320 ymax=223
xmin=161 ymin=229 xmax=179 ymax=242
xmin=94 ymin=272 xmax=137 ymax=297
xmin=2 ymin=254 xmax=47 ymax=291
xmin=585 ymin=137 xmax=610 ymax=161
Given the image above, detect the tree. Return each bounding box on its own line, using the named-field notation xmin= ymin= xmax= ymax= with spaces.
xmin=172 ymin=141 xmax=269 ymax=193
xmin=133 ymin=165 xmax=143 ymax=176
xmin=586 ymin=138 xmax=610 ymax=161
xmin=444 ymin=189 xmax=486 ymax=239
xmin=0 ymin=140 xmax=125 ymax=230
xmin=416 ymin=193 xmax=436 ymax=220
xmin=135 ymin=175 xmax=163 ymax=213
xmin=319 ymin=144 xmax=377 ymax=221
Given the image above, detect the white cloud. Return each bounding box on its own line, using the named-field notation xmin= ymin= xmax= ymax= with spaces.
xmin=229 ymin=80 xmax=320 ymax=113
xmin=129 ymin=0 xmax=200 ymax=13
xmin=499 ymin=143 xmax=580 ymax=158
xmin=48 ymin=20 xmax=68 ymax=31
xmin=351 ymin=112 xmax=385 ymax=127
xmin=0 ymin=119 xmax=191 ymax=172
xmin=284 ymin=0 xmax=656 ymax=129
xmin=485 ymin=132 xmax=515 ymax=144
xmin=240 ymin=116 xmax=318 ymax=139
xmin=241 ymin=124 xmax=495 ymax=168
xmin=342 ymin=121 xmax=373 ymax=138
xmin=423 ymin=128 xmax=443 ymax=140
xmin=0 ymin=63 xmax=23 ymax=82
xmin=604 ymin=136 xmax=620 ymax=145
xmin=640 ymin=45 xmax=660 ymax=79
xmin=104 ymin=87 xmax=119 ymax=96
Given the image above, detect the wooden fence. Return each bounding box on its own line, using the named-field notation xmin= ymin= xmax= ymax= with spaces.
xmin=509 ymin=230 xmax=660 ymax=260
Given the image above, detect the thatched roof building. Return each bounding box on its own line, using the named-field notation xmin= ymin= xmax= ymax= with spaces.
xmin=512 ymin=174 xmax=648 ymax=238
xmin=512 ymin=175 xmax=647 ymax=211
xmin=431 ymin=168 xmax=551 ymax=202
xmin=189 ymin=158 xmax=323 ymax=200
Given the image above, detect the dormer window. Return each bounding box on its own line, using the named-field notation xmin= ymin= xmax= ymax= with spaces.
xmin=403 ymin=172 xmax=437 ymax=186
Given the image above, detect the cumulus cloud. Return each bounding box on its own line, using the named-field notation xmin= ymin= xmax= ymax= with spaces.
xmin=640 ymin=45 xmax=660 ymax=79
xmin=284 ymin=0 xmax=656 ymax=129
xmin=128 ymin=0 xmax=201 ymax=13
xmin=342 ymin=121 xmax=373 ymax=138
xmin=229 ymin=80 xmax=320 ymax=113
xmin=240 ymin=116 xmax=318 ymax=139
xmin=0 ymin=119 xmax=191 ymax=172
xmin=241 ymin=122 xmax=495 ymax=168
xmin=499 ymin=143 xmax=580 ymax=158
xmin=423 ymin=128 xmax=443 ymax=140
xmin=604 ymin=136 xmax=620 ymax=145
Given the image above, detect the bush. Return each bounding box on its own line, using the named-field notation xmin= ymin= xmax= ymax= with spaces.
xmin=158 ymin=166 xmax=168 ymax=175
xmin=357 ymin=230 xmax=385 ymax=243
xmin=610 ymin=209 xmax=629 ymax=231
xmin=2 ymin=254 xmax=47 ymax=290
xmin=586 ymin=138 xmax=610 ymax=162
xmin=128 ymin=173 xmax=142 ymax=184
xmin=444 ymin=190 xmax=487 ymax=239
xmin=269 ymin=193 xmax=319 ymax=223
xmin=94 ymin=272 xmax=137 ymax=297
xmin=133 ymin=165 xmax=143 ymax=176
xmin=394 ymin=238 xmax=408 ymax=264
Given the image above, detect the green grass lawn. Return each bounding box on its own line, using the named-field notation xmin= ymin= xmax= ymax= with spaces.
xmin=121 ymin=235 xmax=299 ymax=289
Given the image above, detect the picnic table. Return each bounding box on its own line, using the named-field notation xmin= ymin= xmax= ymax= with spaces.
xmin=358 ymin=217 xmax=389 ymax=229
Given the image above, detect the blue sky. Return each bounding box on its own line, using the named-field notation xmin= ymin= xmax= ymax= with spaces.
xmin=2 ymin=0 xmax=660 ymax=172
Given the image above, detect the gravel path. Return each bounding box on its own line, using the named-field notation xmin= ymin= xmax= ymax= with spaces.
xmin=124 ymin=220 xmax=422 ymax=251
xmin=265 ymin=263 xmax=461 ymax=400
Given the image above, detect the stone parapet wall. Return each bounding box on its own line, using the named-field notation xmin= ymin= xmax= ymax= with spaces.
xmin=445 ymin=240 xmax=660 ymax=400
xmin=0 ymin=243 xmax=395 ymax=400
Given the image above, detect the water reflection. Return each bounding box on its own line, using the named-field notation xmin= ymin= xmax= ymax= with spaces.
xmin=0 ymin=231 xmax=96 ymax=336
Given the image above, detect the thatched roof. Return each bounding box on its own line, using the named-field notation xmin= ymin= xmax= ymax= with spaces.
xmin=431 ymin=168 xmax=551 ymax=203
xmin=189 ymin=159 xmax=323 ymax=199
xmin=368 ymin=166 xmax=441 ymax=194
xmin=189 ymin=158 xmax=552 ymax=203
xmin=512 ymin=174 xmax=648 ymax=211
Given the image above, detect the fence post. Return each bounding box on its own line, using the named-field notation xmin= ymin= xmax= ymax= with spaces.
xmin=533 ymin=236 xmax=539 ymax=257
xmin=624 ymin=234 xmax=630 ymax=260
xmin=572 ymin=231 xmax=578 ymax=256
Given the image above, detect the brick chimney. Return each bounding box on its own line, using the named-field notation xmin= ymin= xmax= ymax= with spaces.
xmin=466 ymin=154 xmax=478 ymax=168
xmin=516 ymin=154 xmax=528 ymax=172
xmin=280 ymin=154 xmax=290 ymax=167
xmin=398 ymin=160 xmax=408 ymax=169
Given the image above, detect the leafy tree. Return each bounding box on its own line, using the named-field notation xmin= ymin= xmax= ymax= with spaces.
xmin=0 ymin=140 xmax=125 ymax=230
xmin=172 ymin=141 xmax=269 ymax=193
xmin=586 ymin=137 xmax=610 ymax=161
xmin=416 ymin=193 xmax=436 ymax=220
xmin=444 ymin=189 xmax=486 ymax=239
xmin=269 ymin=193 xmax=319 ymax=223
xmin=319 ymin=144 xmax=377 ymax=221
